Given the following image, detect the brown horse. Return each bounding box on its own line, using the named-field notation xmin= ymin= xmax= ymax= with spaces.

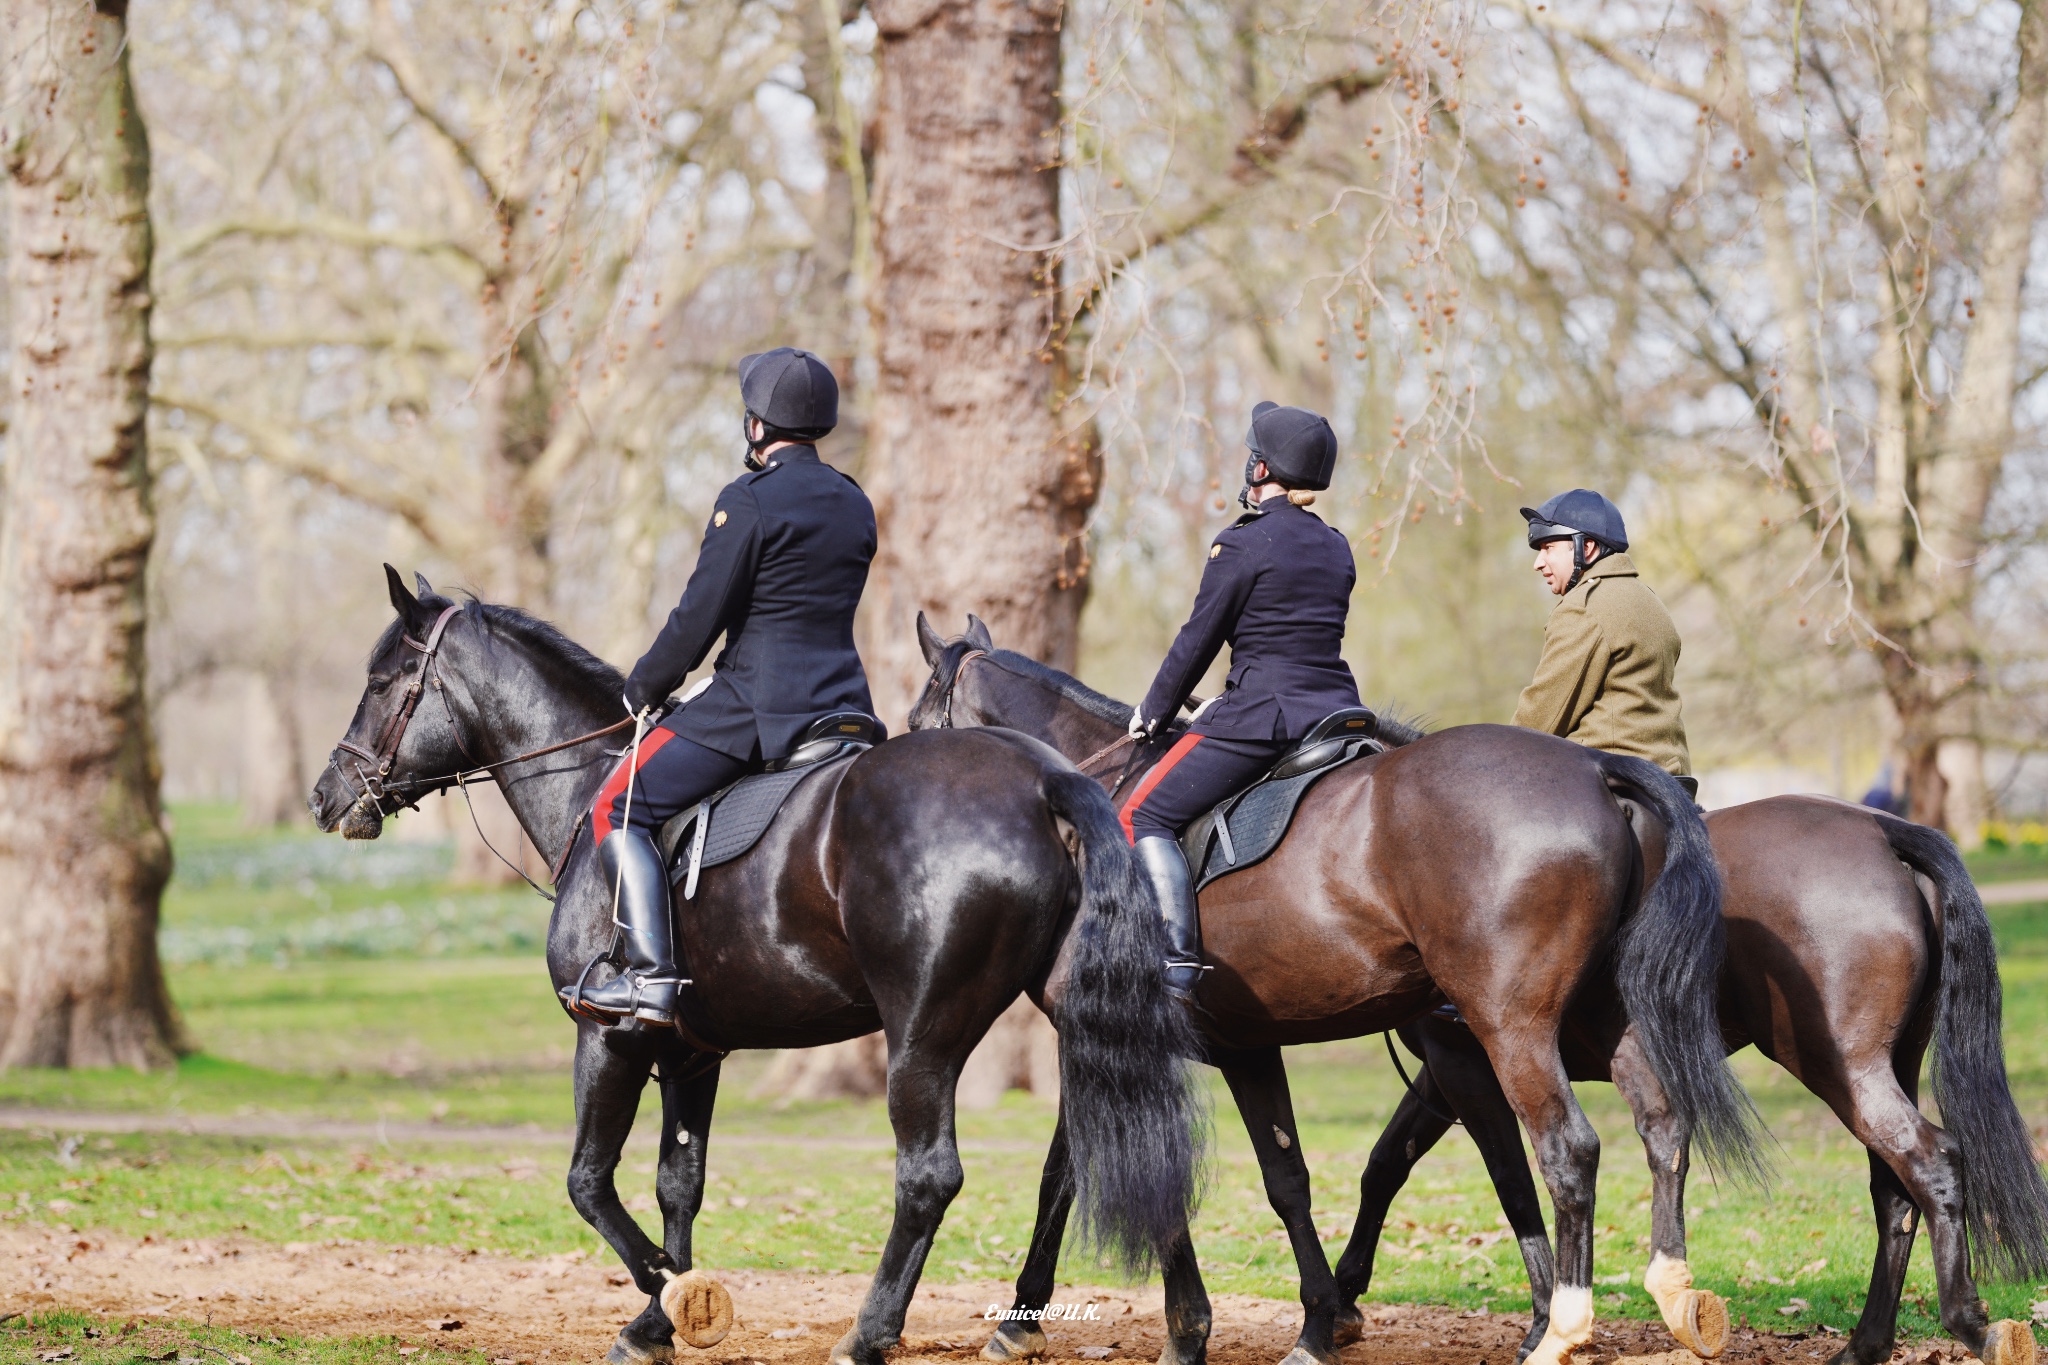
xmin=308 ymin=573 xmax=1206 ymax=1365
xmin=1335 ymin=795 xmax=2047 ymax=1365
xmin=908 ymin=616 xmax=1761 ymax=1365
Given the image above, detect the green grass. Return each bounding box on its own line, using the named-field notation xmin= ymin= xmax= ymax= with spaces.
xmin=0 ymin=1307 xmax=488 ymax=1365
xmin=5 ymin=804 xmax=2048 ymax=1346
xmin=1966 ymin=842 xmax=2048 ymax=885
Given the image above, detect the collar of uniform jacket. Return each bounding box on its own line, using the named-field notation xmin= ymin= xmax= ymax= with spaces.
xmin=1572 ymin=551 xmax=1638 ymax=591
xmin=763 ymin=443 xmax=821 ymax=469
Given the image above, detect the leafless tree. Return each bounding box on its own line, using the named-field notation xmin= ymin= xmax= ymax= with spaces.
xmin=0 ymin=0 xmax=184 ymax=1069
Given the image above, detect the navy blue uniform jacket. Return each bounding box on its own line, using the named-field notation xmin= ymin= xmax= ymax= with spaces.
xmin=624 ymin=445 xmax=877 ymax=762
xmin=1138 ymin=497 xmax=1362 ymax=742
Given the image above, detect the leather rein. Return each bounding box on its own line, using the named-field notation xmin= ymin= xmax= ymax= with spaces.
xmin=326 ymin=602 xmax=633 ymax=828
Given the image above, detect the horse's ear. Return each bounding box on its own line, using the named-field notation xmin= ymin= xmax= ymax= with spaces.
xmin=414 ymin=571 xmax=435 ymax=600
xmin=385 ymin=564 xmax=421 ymax=624
xmin=917 ymin=612 xmax=946 ymax=667
xmin=965 ymin=614 xmax=994 ymax=651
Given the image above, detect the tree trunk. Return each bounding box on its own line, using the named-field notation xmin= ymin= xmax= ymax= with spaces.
xmin=858 ymin=0 xmax=1099 ymax=720
xmin=0 ymin=0 xmax=182 ymax=1069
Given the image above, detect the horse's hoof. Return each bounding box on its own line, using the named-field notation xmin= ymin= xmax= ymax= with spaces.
xmin=832 ymin=1328 xmax=888 ymax=1365
xmin=1983 ymin=1320 xmax=2039 ymax=1365
xmin=608 ymin=1333 xmax=676 ymax=1365
xmin=1331 ymin=1308 xmax=1364 ymax=1349
xmin=982 ymin=1324 xmax=1049 ymax=1361
xmin=660 ymin=1269 xmax=734 ymax=1349
xmin=1666 ymin=1288 xmax=1729 ymax=1359
xmin=1278 ymin=1346 xmax=1333 ymax=1365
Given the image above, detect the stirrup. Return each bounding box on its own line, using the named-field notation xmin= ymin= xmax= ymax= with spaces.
xmin=1164 ymin=957 xmax=1209 ymax=1000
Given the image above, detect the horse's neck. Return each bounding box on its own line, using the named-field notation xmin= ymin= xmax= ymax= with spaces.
xmin=463 ymin=657 xmax=619 ymax=871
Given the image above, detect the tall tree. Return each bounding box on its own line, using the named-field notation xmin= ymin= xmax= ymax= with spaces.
xmin=0 ymin=0 xmax=182 ymax=1067
xmin=859 ymin=0 xmax=1098 ymax=716
xmin=1459 ymin=0 xmax=2048 ymax=836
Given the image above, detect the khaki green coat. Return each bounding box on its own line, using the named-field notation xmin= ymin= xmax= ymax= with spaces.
xmin=1511 ymin=553 xmax=1692 ymax=776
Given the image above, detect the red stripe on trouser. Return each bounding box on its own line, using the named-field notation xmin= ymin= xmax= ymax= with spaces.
xmin=591 ymin=726 xmax=677 ymax=842
xmin=1119 ymin=732 xmax=1205 ymax=844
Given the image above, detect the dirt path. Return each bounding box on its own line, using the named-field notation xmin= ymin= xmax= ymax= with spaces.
xmin=3 ymin=1225 xmax=1910 ymax=1365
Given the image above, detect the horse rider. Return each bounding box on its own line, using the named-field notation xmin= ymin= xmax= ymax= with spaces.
xmin=1513 ymin=488 xmax=1696 ymax=798
xmin=1122 ymin=402 xmax=1365 ymax=998
xmin=566 ymin=347 xmax=880 ymax=1028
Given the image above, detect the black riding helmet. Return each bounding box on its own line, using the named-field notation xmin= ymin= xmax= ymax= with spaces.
xmin=1520 ymin=488 xmax=1629 ymax=592
xmin=738 ymin=347 xmax=838 ymax=465
xmin=1240 ymin=401 xmax=1338 ymax=508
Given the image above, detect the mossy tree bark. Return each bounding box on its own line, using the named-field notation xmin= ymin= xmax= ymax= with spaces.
xmin=0 ymin=0 xmax=182 ymax=1068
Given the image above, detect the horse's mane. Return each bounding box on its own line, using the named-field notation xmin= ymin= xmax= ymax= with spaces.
xmin=452 ymin=597 xmax=626 ymax=692
xmin=985 ymin=645 xmax=1432 ymax=749
xmin=987 ymin=649 xmax=1137 ymax=725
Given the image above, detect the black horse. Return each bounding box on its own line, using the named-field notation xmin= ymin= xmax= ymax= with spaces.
xmin=309 ymin=571 xmax=1205 ymax=1365
xmin=908 ymin=617 xmax=1759 ymax=1365
xmin=1333 ymin=795 xmax=2048 ymax=1365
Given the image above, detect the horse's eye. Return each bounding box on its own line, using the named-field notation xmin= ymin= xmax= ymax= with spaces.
xmin=369 ymin=675 xmax=394 ymax=696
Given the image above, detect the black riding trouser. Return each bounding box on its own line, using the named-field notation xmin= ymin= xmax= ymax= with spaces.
xmin=1120 ymin=733 xmax=1285 ymax=842
xmin=591 ymin=729 xmax=750 ymax=842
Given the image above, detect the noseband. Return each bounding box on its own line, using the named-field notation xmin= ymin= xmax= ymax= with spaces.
xmin=329 ymin=604 xmax=465 ymax=813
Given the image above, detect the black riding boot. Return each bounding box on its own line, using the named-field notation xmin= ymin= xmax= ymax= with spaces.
xmin=1135 ymin=836 xmax=1205 ymax=1001
xmin=565 ymin=829 xmax=682 ymax=1027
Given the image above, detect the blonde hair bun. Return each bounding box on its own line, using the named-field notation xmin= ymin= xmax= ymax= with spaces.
xmin=1287 ymin=490 xmax=1317 ymax=506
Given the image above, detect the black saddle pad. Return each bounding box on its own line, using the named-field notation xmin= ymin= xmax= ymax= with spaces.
xmin=656 ymin=754 xmax=854 ymax=884
xmin=1180 ymin=739 xmax=1378 ymax=891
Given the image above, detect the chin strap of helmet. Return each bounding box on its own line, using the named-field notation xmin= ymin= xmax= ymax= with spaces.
xmin=742 ymin=412 xmax=773 ymax=471
xmin=1565 ymin=532 xmax=1593 ymax=592
xmin=1237 ymin=452 xmax=1261 ymax=510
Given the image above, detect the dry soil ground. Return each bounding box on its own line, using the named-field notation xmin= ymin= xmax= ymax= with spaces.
xmin=3 ymin=1226 xmax=1951 ymax=1365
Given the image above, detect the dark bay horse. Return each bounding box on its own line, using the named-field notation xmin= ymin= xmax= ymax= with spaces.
xmin=309 ymin=571 xmax=1205 ymax=1365
xmin=1334 ymin=795 xmax=2048 ymax=1365
xmin=908 ymin=616 xmax=1760 ymax=1365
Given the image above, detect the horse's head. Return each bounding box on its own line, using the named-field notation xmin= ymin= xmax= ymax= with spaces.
xmin=907 ymin=613 xmax=1139 ymax=767
xmin=308 ymin=565 xmax=478 ymax=838
xmin=907 ymin=611 xmax=997 ymax=731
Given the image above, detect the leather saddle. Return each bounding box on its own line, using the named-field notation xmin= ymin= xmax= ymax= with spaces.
xmin=1180 ymin=707 xmax=1382 ymax=891
xmin=658 ymin=711 xmax=881 ymax=895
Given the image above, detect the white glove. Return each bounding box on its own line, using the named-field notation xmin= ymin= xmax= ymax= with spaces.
xmin=1127 ymin=710 xmax=1150 ymax=740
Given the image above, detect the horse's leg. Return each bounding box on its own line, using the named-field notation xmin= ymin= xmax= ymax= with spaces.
xmin=983 ymin=1109 xmax=1074 ymax=1362
xmin=1158 ymin=1224 xmax=1213 ymax=1365
xmin=1335 ymin=1025 xmax=1555 ymax=1361
xmin=833 ymin=1050 xmax=971 ymax=1365
xmin=564 ymin=1026 xmax=671 ymax=1365
xmin=1608 ymin=1026 xmax=1728 ymax=1358
xmin=1480 ymin=1031 xmax=1601 ymax=1365
xmin=1835 ymin=1148 xmax=1919 ymax=1365
xmin=1331 ymin=1072 xmax=1453 ymax=1347
xmin=1835 ymin=1064 xmax=2004 ymax=1365
xmin=616 ymin=1052 xmax=725 ymax=1359
xmin=1216 ymin=1046 xmax=1340 ymax=1365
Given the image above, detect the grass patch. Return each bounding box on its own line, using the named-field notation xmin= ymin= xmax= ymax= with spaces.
xmin=0 ymin=1307 xmax=487 ymax=1365
xmin=6 ymin=802 xmax=2046 ymax=1346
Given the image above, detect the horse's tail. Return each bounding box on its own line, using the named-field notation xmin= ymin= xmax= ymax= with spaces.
xmin=1044 ymin=767 xmax=1207 ymax=1275
xmin=1598 ymin=753 xmax=1767 ymax=1184
xmin=1881 ymin=814 xmax=2048 ymax=1281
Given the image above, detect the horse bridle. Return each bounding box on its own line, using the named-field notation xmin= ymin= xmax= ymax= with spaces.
xmin=926 ymin=647 xmax=988 ymax=729
xmin=327 ymin=603 xmax=632 ymax=818
xmin=329 ymin=604 xmax=466 ymax=813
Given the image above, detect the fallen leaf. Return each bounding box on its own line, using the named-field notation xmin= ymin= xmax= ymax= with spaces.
xmin=1076 ymin=1349 xmax=1113 ymax=1360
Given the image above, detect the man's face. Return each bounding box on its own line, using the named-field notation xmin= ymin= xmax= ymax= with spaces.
xmin=1533 ymin=536 xmax=1598 ymax=595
